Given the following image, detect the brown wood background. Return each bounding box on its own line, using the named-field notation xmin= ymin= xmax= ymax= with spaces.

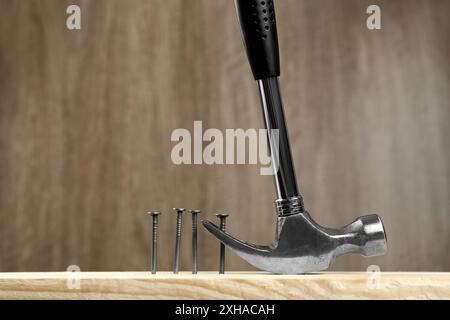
xmin=0 ymin=0 xmax=448 ymax=272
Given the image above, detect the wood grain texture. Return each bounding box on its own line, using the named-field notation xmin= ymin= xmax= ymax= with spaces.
xmin=0 ymin=272 xmax=449 ymax=300
xmin=0 ymin=0 xmax=449 ymax=272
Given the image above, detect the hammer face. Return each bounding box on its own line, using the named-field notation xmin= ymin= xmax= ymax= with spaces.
xmin=203 ymin=212 xmax=387 ymax=274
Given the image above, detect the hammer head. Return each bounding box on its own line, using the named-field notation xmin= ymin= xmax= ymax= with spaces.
xmin=203 ymin=208 xmax=387 ymax=274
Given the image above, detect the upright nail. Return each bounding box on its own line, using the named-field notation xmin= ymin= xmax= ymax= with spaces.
xmin=216 ymin=213 xmax=229 ymax=274
xmin=147 ymin=211 xmax=160 ymax=274
xmin=189 ymin=210 xmax=201 ymax=274
xmin=173 ymin=208 xmax=185 ymax=274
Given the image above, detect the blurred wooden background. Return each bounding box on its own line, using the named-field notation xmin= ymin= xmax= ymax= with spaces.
xmin=0 ymin=0 xmax=448 ymax=272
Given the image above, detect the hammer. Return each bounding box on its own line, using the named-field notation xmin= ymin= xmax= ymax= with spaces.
xmin=203 ymin=0 xmax=387 ymax=274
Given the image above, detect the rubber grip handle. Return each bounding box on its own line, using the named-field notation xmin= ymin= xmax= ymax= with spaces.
xmin=234 ymin=0 xmax=280 ymax=80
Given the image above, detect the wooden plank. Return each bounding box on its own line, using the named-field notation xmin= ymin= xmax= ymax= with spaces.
xmin=0 ymin=272 xmax=448 ymax=300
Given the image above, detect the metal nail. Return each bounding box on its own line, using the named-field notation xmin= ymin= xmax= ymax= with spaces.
xmin=147 ymin=211 xmax=160 ymax=274
xmin=173 ymin=208 xmax=185 ymax=274
xmin=216 ymin=213 xmax=229 ymax=274
xmin=189 ymin=210 xmax=201 ymax=274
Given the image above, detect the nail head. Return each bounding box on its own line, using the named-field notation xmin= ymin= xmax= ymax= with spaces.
xmin=216 ymin=213 xmax=229 ymax=218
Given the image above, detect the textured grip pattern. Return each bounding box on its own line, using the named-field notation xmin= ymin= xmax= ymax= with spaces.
xmin=251 ymin=0 xmax=276 ymax=40
xmin=235 ymin=0 xmax=280 ymax=80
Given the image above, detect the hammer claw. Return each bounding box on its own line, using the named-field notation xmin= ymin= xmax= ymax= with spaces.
xmin=202 ymin=220 xmax=272 ymax=254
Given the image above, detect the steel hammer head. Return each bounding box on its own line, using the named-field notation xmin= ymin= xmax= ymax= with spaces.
xmin=203 ymin=199 xmax=387 ymax=274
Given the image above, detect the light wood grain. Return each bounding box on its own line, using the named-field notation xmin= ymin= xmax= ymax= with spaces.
xmin=0 ymin=272 xmax=449 ymax=300
xmin=0 ymin=0 xmax=449 ymax=272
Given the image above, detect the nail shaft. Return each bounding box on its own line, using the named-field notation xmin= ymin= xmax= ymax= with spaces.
xmin=190 ymin=210 xmax=200 ymax=274
xmin=216 ymin=214 xmax=229 ymax=274
xmin=173 ymin=208 xmax=185 ymax=274
xmin=147 ymin=211 xmax=160 ymax=274
xmin=151 ymin=215 xmax=158 ymax=274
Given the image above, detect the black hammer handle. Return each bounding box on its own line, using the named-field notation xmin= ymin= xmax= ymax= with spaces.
xmin=234 ymin=0 xmax=280 ymax=80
